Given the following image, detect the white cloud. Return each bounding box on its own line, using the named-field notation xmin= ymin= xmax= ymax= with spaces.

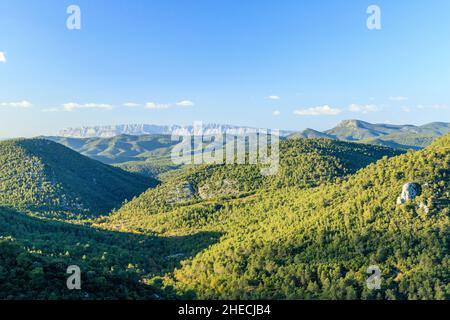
xmin=401 ymin=106 xmax=411 ymax=113
xmin=0 ymin=100 xmax=32 ymax=108
xmin=145 ymin=102 xmax=171 ymax=110
xmin=417 ymin=104 xmax=449 ymax=110
xmin=63 ymin=103 xmax=113 ymax=112
xmin=348 ymin=104 xmax=380 ymax=114
xmin=176 ymin=100 xmax=195 ymax=107
xmin=122 ymin=100 xmax=194 ymax=109
xmin=123 ymin=102 xmax=140 ymax=107
xmin=431 ymin=104 xmax=449 ymax=110
xmin=294 ymin=105 xmax=341 ymax=116
xmin=41 ymin=107 xmax=60 ymax=113
xmin=266 ymin=95 xmax=281 ymax=101
xmin=272 ymin=110 xmax=281 ymax=116
xmin=0 ymin=52 xmax=6 ymax=63
xmin=389 ymin=96 xmax=408 ymax=101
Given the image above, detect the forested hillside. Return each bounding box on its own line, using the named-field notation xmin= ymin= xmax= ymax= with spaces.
xmin=104 ymin=139 xmax=402 ymax=228
xmin=360 ymin=132 xmax=439 ymax=150
xmin=99 ymin=135 xmax=449 ymax=300
xmin=0 ymin=206 xmax=219 ymax=299
xmin=0 ymin=139 xmax=157 ymax=217
xmin=162 ymin=134 xmax=449 ymax=299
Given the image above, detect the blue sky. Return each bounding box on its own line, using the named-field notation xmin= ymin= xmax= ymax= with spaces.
xmin=1 ymin=0 xmax=449 ymax=138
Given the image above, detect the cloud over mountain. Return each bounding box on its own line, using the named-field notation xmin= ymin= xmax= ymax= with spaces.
xmin=294 ymin=105 xmax=341 ymax=116
xmin=62 ymin=103 xmax=113 ymax=112
xmin=348 ymin=104 xmax=380 ymax=114
xmin=176 ymin=100 xmax=195 ymax=107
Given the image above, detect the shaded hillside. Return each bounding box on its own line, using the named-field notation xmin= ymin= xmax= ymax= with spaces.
xmin=361 ymin=132 xmax=441 ymax=150
xmin=0 ymin=206 xmax=220 ymax=299
xmin=0 ymin=139 xmax=157 ymax=217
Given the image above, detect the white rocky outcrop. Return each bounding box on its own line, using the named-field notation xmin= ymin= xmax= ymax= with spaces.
xmin=396 ymin=182 xmax=421 ymax=204
xmin=419 ymin=202 xmax=430 ymax=214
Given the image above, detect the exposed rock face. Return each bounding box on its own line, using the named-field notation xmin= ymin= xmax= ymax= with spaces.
xmin=397 ymin=182 xmax=421 ymax=204
xmin=166 ymin=182 xmax=196 ymax=205
xmin=58 ymin=123 xmax=293 ymax=138
xmin=419 ymin=202 xmax=430 ymax=214
xmin=198 ymin=179 xmax=240 ymax=200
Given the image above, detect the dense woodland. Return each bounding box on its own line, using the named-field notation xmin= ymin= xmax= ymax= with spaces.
xmin=0 ymin=139 xmax=157 ymax=218
xmin=106 ymin=139 xmax=402 ymax=226
xmin=0 ymin=134 xmax=448 ymax=300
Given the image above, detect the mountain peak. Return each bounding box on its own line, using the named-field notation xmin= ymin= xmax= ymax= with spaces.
xmin=323 ymin=119 xmax=450 ymax=142
xmin=336 ymin=119 xmax=370 ymax=128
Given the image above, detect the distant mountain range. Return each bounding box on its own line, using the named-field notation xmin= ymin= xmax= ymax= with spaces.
xmin=58 ymin=123 xmax=294 ymax=138
xmin=58 ymin=120 xmax=450 ymax=150
xmin=323 ymin=119 xmax=450 ymax=140
xmin=290 ymin=120 xmax=450 ymax=150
